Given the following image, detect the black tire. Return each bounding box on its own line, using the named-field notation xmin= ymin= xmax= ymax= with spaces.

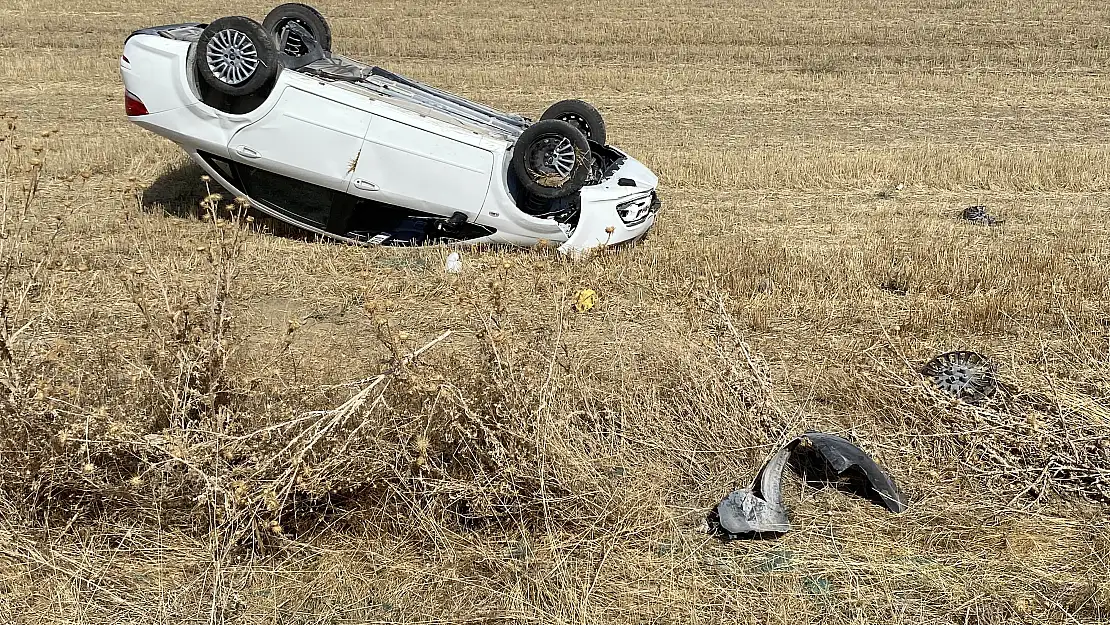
xmin=197 ymin=16 xmax=278 ymax=97
xmin=512 ymin=119 xmax=591 ymax=200
xmin=263 ymin=3 xmax=332 ymax=57
xmin=540 ymin=99 xmax=606 ymax=145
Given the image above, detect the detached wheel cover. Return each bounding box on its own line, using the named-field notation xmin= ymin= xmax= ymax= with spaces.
xmin=921 ymin=350 xmax=998 ymax=402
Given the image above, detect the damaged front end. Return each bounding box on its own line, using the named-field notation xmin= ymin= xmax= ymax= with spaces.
xmin=556 ymin=149 xmax=659 ymax=256
xmin=709 ymin=432 xmax=907 ymax=539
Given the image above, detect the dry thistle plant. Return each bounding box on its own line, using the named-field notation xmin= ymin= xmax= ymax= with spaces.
xmin=909 ymin=378 xmax=1110 ymax=504
xmin=0 ymin=181 xmax=634 ymax=555
xmin=0 ymin=119 xmax=83 ymax=519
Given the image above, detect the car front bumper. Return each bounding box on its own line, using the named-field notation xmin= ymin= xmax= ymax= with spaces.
xmin=557 ymin=152 xmax=660 ymax=256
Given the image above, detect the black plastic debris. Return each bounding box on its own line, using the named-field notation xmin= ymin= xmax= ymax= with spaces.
xmin=879 ymin=278 xmax=908 ymax=295
xmin=959 ymin=205 xmax=1003 ymax=225
xmin=709 ymin=432 xmax=907 ymax=540
xmin=921 ymin=350 xmax=998 ymax=402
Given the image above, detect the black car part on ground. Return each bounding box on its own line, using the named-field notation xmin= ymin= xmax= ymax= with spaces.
xmin=960 ymin=205 xmax=1003 ymax=225
xmin=709 ymin=432 xmax=908 ymax=539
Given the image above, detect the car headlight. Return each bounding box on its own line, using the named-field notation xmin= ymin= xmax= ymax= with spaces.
xmin=615 ymin=191 xmax=656 ymax=226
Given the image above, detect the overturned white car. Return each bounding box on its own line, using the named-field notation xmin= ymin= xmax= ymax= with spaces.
xmin=120 ymin=4 xmax=660 ymax=254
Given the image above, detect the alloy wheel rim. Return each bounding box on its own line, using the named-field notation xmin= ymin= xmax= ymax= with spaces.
xmin=206 ymin=29 xmax=259 ymax=85
xmin=528 ymin=135 xmax=577 ymax=182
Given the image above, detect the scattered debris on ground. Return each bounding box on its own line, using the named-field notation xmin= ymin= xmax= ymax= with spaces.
xmin=709 ymin=432 xmax=907 ymax=539
xmin=960 ymin=205 xmax=1003 ymax=225
xmin=879 ymin=277 xmax=909 ymax=295
xmin=574 ymin=288 xmax=598 ymax=312
xmin=444 ymin=251 xmax=462 ymax=274
xmin=921 ymin=350 xmax=998 ymax=403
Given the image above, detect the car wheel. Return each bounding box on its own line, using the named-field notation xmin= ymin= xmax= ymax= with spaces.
xmin=197 ymin=16 xmax=278 ymax=96
xmin=263 ymin=3 xmax=332 ymax=57
xmin=512 ymin=119 xmax=591 ymax=200
xmin=540 ymin=99 xmax=607 ymax=145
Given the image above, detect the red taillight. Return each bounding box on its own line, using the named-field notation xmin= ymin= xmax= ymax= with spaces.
xmin=124 ymin=90 xmax=148 ymax=116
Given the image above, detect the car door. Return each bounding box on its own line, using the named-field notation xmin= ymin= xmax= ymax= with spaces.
xmin=349 ymin=112 xmax=494 ymax=218
xmin=227 ymin=85 xmax=372 ymax=229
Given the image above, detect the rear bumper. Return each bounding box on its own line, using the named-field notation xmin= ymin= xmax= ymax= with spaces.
xmin=121 ymin=33 xmax=199 ymax=116
xmin=125 ymin=23 xmax=206 ymax=44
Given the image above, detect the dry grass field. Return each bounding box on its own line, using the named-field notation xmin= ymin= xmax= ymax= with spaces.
xmin=2 ymin=0 xmax=1110 ymax=622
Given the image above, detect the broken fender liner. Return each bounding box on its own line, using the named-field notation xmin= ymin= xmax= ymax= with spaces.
xmin=710 ymin=432 xmax=907 ymax=539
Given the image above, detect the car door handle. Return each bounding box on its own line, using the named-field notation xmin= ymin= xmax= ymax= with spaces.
xmin=353 ymin=179 xmax=379 ymax=191
xmin=235 ymin=145 xmax=261 ymax=159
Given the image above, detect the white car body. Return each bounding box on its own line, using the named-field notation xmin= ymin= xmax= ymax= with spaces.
xmin=120 ymin=24 xmax=660 ymax=255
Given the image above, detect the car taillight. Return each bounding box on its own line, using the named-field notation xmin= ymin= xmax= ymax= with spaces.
xmin=124 ymin=90 xmax=148 ymax=116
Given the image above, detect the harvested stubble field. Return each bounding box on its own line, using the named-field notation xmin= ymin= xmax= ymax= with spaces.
xmin=2 ymin=0 xmax=1110 ymax=623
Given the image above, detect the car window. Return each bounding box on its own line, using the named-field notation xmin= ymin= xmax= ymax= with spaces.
xmin=238 ymin=166 xmax=333 ymax=229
